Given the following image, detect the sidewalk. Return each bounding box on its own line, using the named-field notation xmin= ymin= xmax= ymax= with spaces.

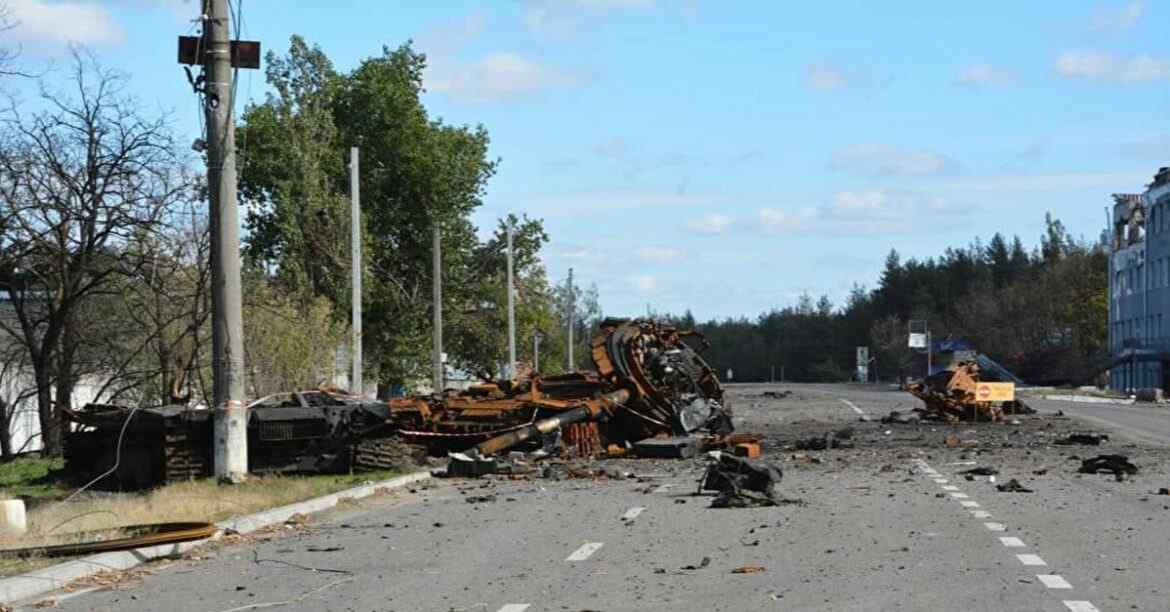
xmin=0 ymin=470 xmax=431 ymax=606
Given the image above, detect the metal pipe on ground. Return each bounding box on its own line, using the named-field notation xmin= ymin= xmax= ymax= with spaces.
xmin=475 ymin=389 xmax=631 ymax=456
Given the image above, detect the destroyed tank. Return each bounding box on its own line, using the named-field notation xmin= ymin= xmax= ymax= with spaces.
xmin=369 ymin=317 xmax=733 ymax=458
xmin=63 ymin=318 xmax=731 ymax=488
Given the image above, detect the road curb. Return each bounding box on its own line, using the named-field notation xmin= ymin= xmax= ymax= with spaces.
xmin=1039 ymin=394 xmax=1135 ymax=405
xmin=0 ymin=470 xmax=431 ymax=606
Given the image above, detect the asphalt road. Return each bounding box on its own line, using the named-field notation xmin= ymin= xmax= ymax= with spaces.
xmin=33 ymin=384 xmax=1170 ymax=611
xmin=1026 ymin=396 xmax=1170 ymax=447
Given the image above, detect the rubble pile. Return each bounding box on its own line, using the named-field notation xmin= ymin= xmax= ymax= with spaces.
xmin=905 ymin=361 xmax=1033 ymax=422
xmin=700 ymin=453 xmax=785 ymax=508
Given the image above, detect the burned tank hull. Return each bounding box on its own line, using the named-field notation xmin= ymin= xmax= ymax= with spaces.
xmin=62 ymin=318 xmax=731 ymax=488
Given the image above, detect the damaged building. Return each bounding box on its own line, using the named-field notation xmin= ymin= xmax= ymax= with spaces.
xmin=1109 ymin=166 xmax=1170 ymax=393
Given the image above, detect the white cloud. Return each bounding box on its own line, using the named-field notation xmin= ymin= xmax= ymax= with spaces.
xmin=829 ymin=144 xmax=957 ymax=177
xmin=626 ymin=274 xmax=658 ymax=293
xmin=937 ymin=171 xmax=1150 ymax=193
xmin=957 ymin=64 xmax=1015 ymax=86
xmin=687 ymin=213 xmax=734 ymax=235
xmin=800 ymin=189 xmax=966 ymax=236
xmin=426 ymin=52 xmax=585 ymax=103
xmin=7 ymin=0 xmax=124 ymax=52
xmin=758 ymin=208 xmax=812 ymax=233
xmin=1056 ymin=51 xmax=1170 ymax=83
xmin=524 ymin=0 xmax=654 ymax=39
xmin=1092 ymin=1 xmax=1144 ymax=32
xmin=805 ymin=64 xmax=848 ymax=91
xmin=635 ymin=246 xmax=682 ymax=264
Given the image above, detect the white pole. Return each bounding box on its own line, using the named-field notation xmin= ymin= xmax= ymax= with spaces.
xmin=350 ymin=147 xmax=362 ymax=397
xmin=206 ymin=0 xmax=247 ymax=483
xmin=567 ymin=268 xmax=575 ymax=370
xmin=506 ymin=218 xmax=516 ymax=379
xmin=432 ymin=225 xmax=443 ymax=394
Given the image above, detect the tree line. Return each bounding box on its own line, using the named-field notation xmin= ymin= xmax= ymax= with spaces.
xmin=676 ymin=214 xmax=1108 ymax=386
xmin=0 ymin=38 xmax=598 ymax=458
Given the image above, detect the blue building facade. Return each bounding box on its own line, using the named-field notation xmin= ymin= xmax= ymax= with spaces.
xmin=1109 ymin=167 xmax=1170 ymax=392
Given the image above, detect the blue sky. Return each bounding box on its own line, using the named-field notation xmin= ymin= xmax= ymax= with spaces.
xmin=6 ymin=0 xmax=1170 ymax=320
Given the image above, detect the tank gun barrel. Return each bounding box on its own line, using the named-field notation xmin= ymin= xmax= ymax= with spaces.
xmin=475 ymin=388 xmax=631 ymax=456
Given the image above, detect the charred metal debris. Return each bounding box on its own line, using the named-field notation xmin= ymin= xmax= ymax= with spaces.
xmin=906 ymin=361 xmax=1033 ymax=422
xmin=62 ymin=318 xmax=744 ymax=490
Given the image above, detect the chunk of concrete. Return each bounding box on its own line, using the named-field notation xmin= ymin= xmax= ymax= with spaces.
xmin=0 ymin=499 xmax=25 ymax=534
xmin=633 ymin=436 xmax=701 ymax=459
xmin=445 ymin=452 xmax=498 ymax=478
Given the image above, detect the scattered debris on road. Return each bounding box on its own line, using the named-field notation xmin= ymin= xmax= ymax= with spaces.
xmin=761 ymin=391 xmax=791 ymax=399
xmin=731 ymin=565 xmax=766 ymax=574
xmin=995 ymin=478 xmax=1034 ymax=493
xmin=1056 ymin=432 xmax=1110 ymax=446
xmin=1078 ymin=454 xmax=1139 ymax=481
xmin=881 ymin=410 xmax=920 ymax=424
xmin=701 ymin=453 xmax=784 ymax=508
xmin=681 ymin=556 xmax=712 ymax=570
xmin=959 ymin=466 xmax=999 ymax=476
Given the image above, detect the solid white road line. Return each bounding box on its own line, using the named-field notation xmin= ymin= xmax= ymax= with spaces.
xmin=1036 ymin=575 xmax=1072 ymax=589
xmin=972 ymin=510 xmax=991 ymax=518
xmin=960 ymin=501 xmax=980 ymax=508
xmin=1063 ymin=601 xmax=1100 ymax=612
xmin=839 ymin=398 xmax=866 ymax=415
xmin=941 ymin=485 xmax=959 ymax=491
xmin=933 ymin=478 xmax=948 ymax=484
xmin=498 ymin=605 xmax=532 ymax=612
xmin=1017 ymin=553 xmax=1046 ymax=566
xmin=999 ymin=536 xmax=1025 ymax=547
xmin=949 ymin=492 xmax=969 ymax=499
xmin=653 ymin=484 xmax=672 ymax=494
xmin=565 ymin=542 xmax=604 ymax=562
xmin=984 ymin=522 xmax=1006 ymax=531
xmin=622 ymin=507 xmax=645 ymax=520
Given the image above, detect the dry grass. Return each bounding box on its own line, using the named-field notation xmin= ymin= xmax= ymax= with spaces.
xmin=0 ymin=469 xmax=403 ymax=576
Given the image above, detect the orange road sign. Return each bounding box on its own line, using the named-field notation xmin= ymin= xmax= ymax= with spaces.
xmin=975 ymin=382 xmax=1015 ymax=402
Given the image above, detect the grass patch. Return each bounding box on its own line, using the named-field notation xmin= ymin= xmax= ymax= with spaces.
xmin=0 ymin=455 xmax=68 ymax=500
xmin=0 ymin=468 xmax=406 ymax=576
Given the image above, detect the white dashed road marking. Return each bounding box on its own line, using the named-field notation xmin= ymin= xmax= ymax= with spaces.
xmin=1017 ymin=554 xmax=1047 ymax=566
xmin=622 ymin=507 xmax=645 ymax=520
xmin=839 ymin=398 xmax=866 ymax=415
xmin=565 ymin=542 xmax=604 ymax=562
xmin=1036 ymin=575 xmax=1072 ymax=589
xmin=653 ymin=484 xmax=672 ymax=494
xmin=916 ymin=459 xmax=1103 ymax=612
xmin=498 ymin=605 xmax=531 ymax=612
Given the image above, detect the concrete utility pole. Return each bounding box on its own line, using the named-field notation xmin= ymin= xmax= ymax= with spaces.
xmin=204 ymin=0 xmax=247 ymax=483
xmin=567 ymin=268 xmax=575 ymax=370
xmin=506 ymin=218 xmax=516 ymax=379
xmin=350 ymin=147 xmax=362 ymax=397
xmin=432 ymin=224 xmax=444 ymax=394
xmin=533 ymin=331 xmax=541 ymax=372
